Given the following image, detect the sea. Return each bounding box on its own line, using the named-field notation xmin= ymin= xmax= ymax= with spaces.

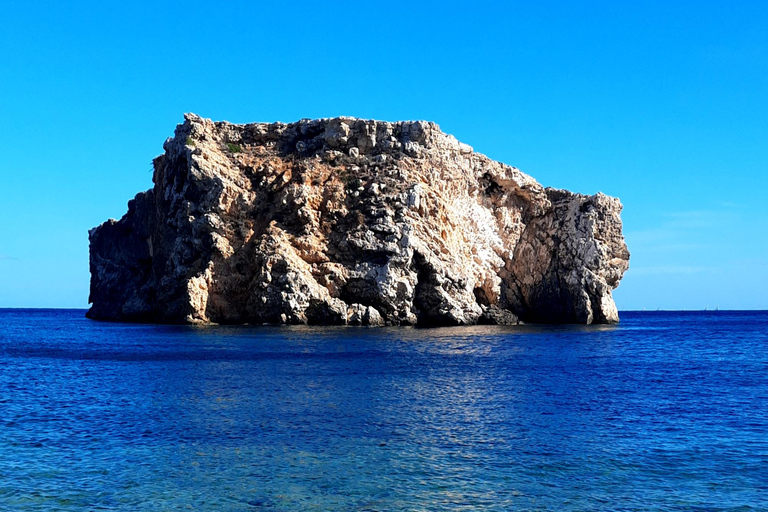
xmin=0 ymin=309 xmax=765 ymax=511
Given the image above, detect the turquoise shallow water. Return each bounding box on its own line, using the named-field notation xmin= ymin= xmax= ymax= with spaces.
xmin=0 ymin=309 xmax=766 ymax=511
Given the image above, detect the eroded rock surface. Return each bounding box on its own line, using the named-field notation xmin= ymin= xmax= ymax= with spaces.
xmin=87 ymin=114 xmax=629 ymax=325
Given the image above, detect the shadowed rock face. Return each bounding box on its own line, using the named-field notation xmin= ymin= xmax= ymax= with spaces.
xmin=87 ymin=114 xmax=629 ymax=325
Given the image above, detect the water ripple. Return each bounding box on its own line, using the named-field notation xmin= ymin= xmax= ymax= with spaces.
xmin=0 ymin=309 xmax=766 ymax=510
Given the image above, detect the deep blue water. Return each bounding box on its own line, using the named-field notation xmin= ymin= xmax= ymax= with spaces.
xmin=0 ymin=310 xmax=766 ymax=511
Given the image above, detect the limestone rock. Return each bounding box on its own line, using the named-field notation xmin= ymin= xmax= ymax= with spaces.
xmin=87 ymin=114 xmax=629 ymax=325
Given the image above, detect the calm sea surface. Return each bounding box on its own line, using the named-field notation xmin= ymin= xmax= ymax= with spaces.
xmin=0 ymin=310 xmax=766 ymax=511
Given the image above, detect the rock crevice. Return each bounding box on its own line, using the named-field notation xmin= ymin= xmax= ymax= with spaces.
xmin=87 ymin=114 xmax=629 ymax=325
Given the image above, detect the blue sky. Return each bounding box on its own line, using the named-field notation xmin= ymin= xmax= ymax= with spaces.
xmin=1 ymin=1 xmax=766 ymax=310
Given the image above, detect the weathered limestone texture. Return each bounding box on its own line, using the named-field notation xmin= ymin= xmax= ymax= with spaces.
xmin=87 ymin=114 xmax=629 ymax=325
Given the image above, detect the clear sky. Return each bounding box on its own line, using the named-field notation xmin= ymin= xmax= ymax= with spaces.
xmin=1 ymin=1 xmax=766 ymax=310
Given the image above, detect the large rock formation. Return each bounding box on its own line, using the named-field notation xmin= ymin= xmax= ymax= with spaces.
xmin=87 ymin=114 xmax=629 ymax=325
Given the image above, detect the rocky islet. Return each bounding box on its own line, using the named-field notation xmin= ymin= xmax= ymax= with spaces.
xmin=87 ymin=114 xmax=630 ymax=325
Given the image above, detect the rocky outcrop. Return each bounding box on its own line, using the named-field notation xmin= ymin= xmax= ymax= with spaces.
xmin=87 ymin=114 xmax=629 ymax=325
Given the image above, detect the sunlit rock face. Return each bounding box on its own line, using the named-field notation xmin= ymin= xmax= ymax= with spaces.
xmin=87 ymin=114 xmax=629 ymax=325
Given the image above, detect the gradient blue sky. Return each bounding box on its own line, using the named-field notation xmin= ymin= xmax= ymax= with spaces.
xmin=1 ymin=1 xmax=766 ymax=310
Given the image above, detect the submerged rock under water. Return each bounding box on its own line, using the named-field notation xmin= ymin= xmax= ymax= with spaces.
xmin=87 ymin=114 xmax=629 ymax=325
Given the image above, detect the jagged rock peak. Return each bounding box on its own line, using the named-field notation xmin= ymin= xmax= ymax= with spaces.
xmin=87 ymin=114 xmax=630 ymax=326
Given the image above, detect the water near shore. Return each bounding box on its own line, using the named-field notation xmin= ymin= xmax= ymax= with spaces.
xmin=0 ymin=310 xmax=766 ymax=511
